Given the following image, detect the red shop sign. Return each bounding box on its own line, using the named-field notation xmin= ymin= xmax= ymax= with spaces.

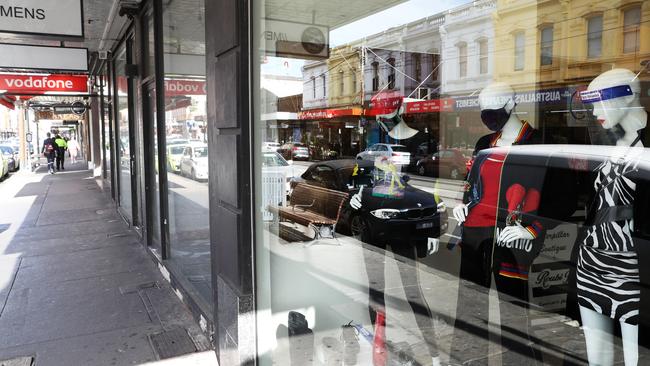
xmin=299 ymin=107 xmax=362 ymax=120
xmin=0 ymin=74 xmax=88 ymax=94
xmin=404 ymin=98 xmax=455 ymax=114
xmin=164 ymin=79 xmax=206 ymax=96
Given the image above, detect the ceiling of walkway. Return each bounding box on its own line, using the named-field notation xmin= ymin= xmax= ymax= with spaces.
xmin=265 ymin=0 xmax=406 ymax=28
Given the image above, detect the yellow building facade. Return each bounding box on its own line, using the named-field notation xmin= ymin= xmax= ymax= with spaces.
xmin=494 ymin=0 xmax=650 ymax=89
xmin=326 ymin=44 xmax=363 ymax=109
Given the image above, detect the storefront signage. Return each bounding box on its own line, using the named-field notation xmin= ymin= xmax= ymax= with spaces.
xmin=0 ymin=74 xmax=88 ymax=94
xmin=0 ymin=44 xmax=88 ymax=72
xmin=405 ymin=98 xmax=455 ymax=114
xmin=164 ymin=79 xmax=206 ymax=96
xmin=262 ymin=19 xmax=329 ymax=60
xmin=364 ymin=90 xmax=403 ymax=116
xmin=452 ymin=88 xmax=571 ymax=110
xmin=299 ymin=107 xmax=361 ymax=120
xmin=528 ymin=223 xmax=577 ymax=311
xmin=0 ymin=0 xmax=83 ymax=37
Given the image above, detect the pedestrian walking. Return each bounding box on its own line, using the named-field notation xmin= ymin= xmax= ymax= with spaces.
xmin=54 ymin=132 xmax=67 ymax=171
xmin=42 ymin=132 xmax=56 ymax=174
xmin=67 ymin=138 xmax=80 ymax=163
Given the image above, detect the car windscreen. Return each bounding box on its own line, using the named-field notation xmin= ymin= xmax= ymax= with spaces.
xmin=340 ymin=165 xmax=411 ymax=188
xmin=170 ymin=146 xmax=185 ymax=155
xmin=194 ymin=147 xmax=208 ymax=157
xmin=262 ymin=153 xmax=288 ymax=167
xmin=390 ymin=146 xmax=409 ymax=152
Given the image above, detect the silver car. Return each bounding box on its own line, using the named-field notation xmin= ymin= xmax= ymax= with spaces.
xmin=356 ymin=143 xmax=411 ymax=166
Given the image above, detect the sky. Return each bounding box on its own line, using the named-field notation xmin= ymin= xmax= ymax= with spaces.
xmin=330 ymin=0 xmax=471 ymax=46
xmin=261 ymin=0 xmax=471 ymax=78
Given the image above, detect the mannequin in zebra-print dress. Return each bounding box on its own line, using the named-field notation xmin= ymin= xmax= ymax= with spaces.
xmin=577 ymin=68 xmax=647 ymax=366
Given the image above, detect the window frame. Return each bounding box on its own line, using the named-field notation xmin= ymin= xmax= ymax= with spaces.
xmin=372 ymin=61 xmax=379 ymax=91
xmin=457 ymin=42 xmax=468 ymax=78
xmin=477 ymin=38 xmax=488 ymax=74
xmin=540 ymin=26 xmax=553 ymax=66
xmin=387 ymin=57 xmax=396 ymax=89
xmin=587 ymin=14 xmax=603 ymax=59
xmin=622 ymin=6 xmax=641 ymax=54
xmin=514 ymin=31 xmax=525 ymax=71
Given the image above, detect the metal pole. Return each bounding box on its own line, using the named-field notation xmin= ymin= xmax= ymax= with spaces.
xmin=25 ymin=108 xmax=32 ymax=172
xmin=15 ymin=98 xmax=27 ymax=171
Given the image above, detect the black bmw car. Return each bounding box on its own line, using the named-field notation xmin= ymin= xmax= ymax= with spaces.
xmin=291 ymin=159 xmax=448 ymax=251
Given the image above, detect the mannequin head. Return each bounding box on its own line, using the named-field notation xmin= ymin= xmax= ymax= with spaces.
xmin=479 ymin=82 xmax=517 ymax=131
xmin=583 ymin=68 xmax=643 ymax=131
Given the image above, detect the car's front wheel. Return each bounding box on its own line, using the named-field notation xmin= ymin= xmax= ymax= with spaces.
xmin=350 ymin=215 xmax=371 ymax=243
xmin=417 ymin=164 xmax=426 ymax=176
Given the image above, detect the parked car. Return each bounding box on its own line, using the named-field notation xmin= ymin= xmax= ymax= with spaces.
xmin=179 ymin=144 xmax=208 ymax=181
xmin=278 ymin=142 xmax=310 ymax=161
xmin=168 ymin=138 xmax=190 ymax=146
xmin=0 ymin=152 xmax=8 ymax=180
xmin=0 ymin=145 xmax=18 ymax=171
xmin=356 ymin=143 xmax=411 ymax=166
xmin=415 ymin=149 xmax=470 ymax=179
xmin=262 ymin=141 xmax=281 ymax=152
xmin=261 ymin=152 xmax=298 ymax=193
xmin=166 ymin=144 xmax=189 ymax=173
xmin=291 ymin=159 xmax=448 ymax=248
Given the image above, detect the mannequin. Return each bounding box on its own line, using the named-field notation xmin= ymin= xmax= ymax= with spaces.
xmin=448 ymin=82 xmax=548 ymax=365
xmin=576 ymin=68 xmax=648 ymax=366
xmin=349 ymin=157 xmax=441 ymax=366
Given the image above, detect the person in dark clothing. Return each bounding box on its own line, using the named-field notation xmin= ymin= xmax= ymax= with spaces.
xmin=42 ymin=132 xmax=56 ymax=174
xmin=54 ymin=133 xmax=67 ymax=171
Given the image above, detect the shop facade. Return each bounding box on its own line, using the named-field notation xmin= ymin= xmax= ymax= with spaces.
xmin=91 ymin=0 xmax=650 ymax=365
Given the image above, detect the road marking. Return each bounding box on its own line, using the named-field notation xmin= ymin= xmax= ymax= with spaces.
xmin=444 ymin=233 xmax=461 ymax=239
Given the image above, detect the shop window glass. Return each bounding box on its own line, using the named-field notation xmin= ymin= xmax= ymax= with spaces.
xmin=102 ymin=66 xmax=112 ymax=188
xmin=458 ymin=43 xmax=467 ymax=77
xmin=253 ymin=1 xmax=650 ymax=365
xmin=540 ymin=26 xmax=553 ymax=65
xmin=162 ymin=0 xmax=211 ymax=308
xmin=623 ymin=7 xmax=641 ymax=53
xmin=115 ymin=44 xmax=132 ymax=220
xmin=514 ymin=32 xmax=525 ymax=70
xmin=312 ymin=76 xmax=316 ymax=98
xmin=587 ymin=15 xmax=603 ymax=58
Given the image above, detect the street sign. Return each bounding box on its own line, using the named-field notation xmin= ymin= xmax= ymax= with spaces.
xmin=0 ymin=0 xmax=83 ymax=37
xmin=25 ymin=132 xmax=32 ymax=143
xmin=0 ymin=44 xmax=88 ymax=72
xmin=262 ymin=19 xmax=329 ymax=60
xmin=71 ymin=101 xmax=86 ymax=115
xmin=0 ymin=74 xmax=88 ymax=94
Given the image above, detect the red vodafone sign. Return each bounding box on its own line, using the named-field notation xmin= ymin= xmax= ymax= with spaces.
xmin=164 ymin=79 xmax=206 ymax=96
xmin=0 ymin=74 xmax=88 ymax=94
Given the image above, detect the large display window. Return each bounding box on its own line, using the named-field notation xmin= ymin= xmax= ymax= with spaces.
xmin=253 ymin=1 xmax=650 ymax=365
xmin=161 ymin=0 xmax=211 ymax=308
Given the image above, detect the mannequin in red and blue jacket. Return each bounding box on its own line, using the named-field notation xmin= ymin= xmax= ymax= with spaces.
xmin=448 ymin=82 xmax=576 ymax=365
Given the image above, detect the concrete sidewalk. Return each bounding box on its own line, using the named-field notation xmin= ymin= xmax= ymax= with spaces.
xmin=0 ymin=163 xmax=213 ymax=366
